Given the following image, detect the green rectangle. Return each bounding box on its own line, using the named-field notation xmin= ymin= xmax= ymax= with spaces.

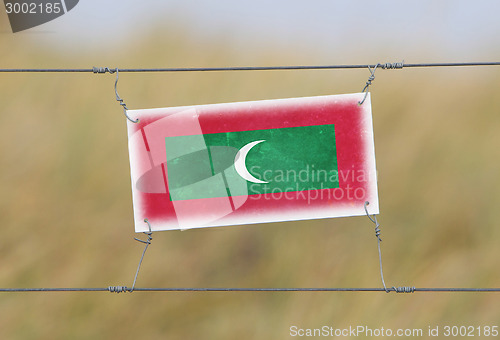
xmin=166 ymin=124 xmax=338 ymax=201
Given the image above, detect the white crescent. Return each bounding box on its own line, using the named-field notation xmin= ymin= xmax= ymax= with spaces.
xmin=234 ymin=140 xmax=268 ymax=184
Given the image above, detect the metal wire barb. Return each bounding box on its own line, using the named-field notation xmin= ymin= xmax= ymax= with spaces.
xmin=379 ymin=61 xmax=404 ymax=70
xmin=108 ymin=286 xmax=129 ymax=293
xmin=92 ymin=67 xmax=114 ymax=74
xmin=392 ymin=286 xmax=415 ymax=293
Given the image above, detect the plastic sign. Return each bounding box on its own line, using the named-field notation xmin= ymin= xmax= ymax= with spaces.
xmin=126 ymin=93 xmax=379 ymax=232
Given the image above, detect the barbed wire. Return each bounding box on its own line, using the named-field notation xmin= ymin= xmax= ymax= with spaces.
xmin=0 ymin=287 xmax=499 ymax=293
xmin=0 ymin=61 xmax=499 ymax=73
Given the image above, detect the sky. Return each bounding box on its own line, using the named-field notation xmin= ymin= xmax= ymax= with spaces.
xmin=2 ymin=0 xmax=500 ymax=62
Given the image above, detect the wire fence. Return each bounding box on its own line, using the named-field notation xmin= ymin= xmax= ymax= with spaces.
xmin=1 ymin=60 xmax=499 ymax=294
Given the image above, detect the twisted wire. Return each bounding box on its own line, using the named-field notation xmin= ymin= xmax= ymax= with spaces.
xmin=358 ymin=64 xmax=379 ymax=105
xmin=379 ymin=61 xmax=404 ymax=69
xmin=129 ymin=219 xmax=154 ymax=292
xmin=112 ymin=68 xmax=138 ymax=123
xmin=108 ymin=286 xmax=129 ymax=293
xmin=391 ymin=286 xmax=416 ymax=293
xmin=364 ymin=202 xmax=416 ymax=294
xmin=1 ymin=287 xmax=499 ymax=293
xmin=364 ymin=201 xmax=389 ymax=292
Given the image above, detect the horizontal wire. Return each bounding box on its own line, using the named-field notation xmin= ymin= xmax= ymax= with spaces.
xmin=1 ymin=287 xmax=499 ymax=293
xmin=0 ymin=62 xmax=500 ymax=73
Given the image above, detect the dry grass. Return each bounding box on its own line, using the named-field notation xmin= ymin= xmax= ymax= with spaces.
xmin=1 ymin=20 xmax=500 ymax=339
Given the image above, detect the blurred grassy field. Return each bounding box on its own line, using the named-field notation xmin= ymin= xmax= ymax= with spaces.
xmin=1 ymin=19 xmax=500 ymax=340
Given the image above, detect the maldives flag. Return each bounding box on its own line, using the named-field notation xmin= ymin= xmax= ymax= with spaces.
xmin=127 ymin=93 xmax=378 ymax=232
